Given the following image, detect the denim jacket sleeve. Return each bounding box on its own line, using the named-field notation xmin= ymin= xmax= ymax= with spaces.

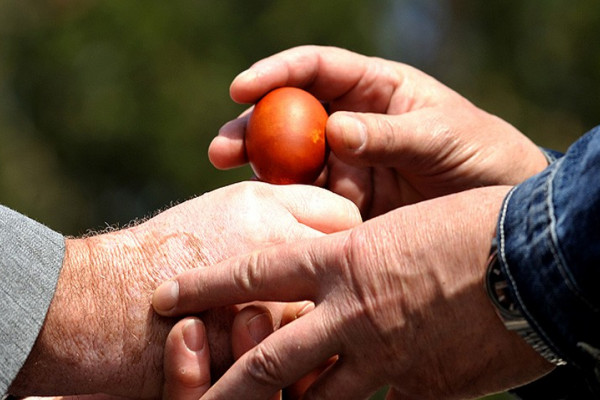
xmin=497 ymin=126 xmax=600 ymax=397
xmin=0 ymin=206 xmax=65 ymax=396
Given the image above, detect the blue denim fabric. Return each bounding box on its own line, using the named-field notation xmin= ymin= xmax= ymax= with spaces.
xmin=498 ymin=127 xmax=600 ymax=397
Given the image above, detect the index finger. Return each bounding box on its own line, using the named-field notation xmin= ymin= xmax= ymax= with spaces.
xmin=230 ymin=46 xmax=370 ymax=104
xmin=152 ymin=233 xmax=343 ymax=316
xmin=230 ymin=45 xmax=452 ymax=115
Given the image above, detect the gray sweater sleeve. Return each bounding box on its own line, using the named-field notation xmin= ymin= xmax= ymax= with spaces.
xmin=0 ymin=205 xmax=65 ymax=396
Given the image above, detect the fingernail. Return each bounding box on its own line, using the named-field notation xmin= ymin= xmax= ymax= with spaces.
xmin=234 ymin=69 xmax=257 ymax=83
xmin=153 ymin=280 xmax=179 ymax=314
xmin=183 ymin=319 xmax=205 ymax=352
xmin=296 ymin=302 xmax=315 ymax=318
xmin=337 ymin=115 xmax=366 ymax=151
xmin=247 ymin=312 xmax=273 ymax=345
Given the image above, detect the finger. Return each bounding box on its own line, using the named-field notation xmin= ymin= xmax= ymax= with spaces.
xmin=327 ymin=110 xmax=457 ymax=169
xmin=232 ymin=305 xmax=274 ymax=360
xmin=162 ymin=317 xmax=211 ymax=400
xmin=231 ymin=46 xmax=452 ymax=115
xmin=280 ymin=184 xmax=362 ymax=233
xmin=152 ymin=229 xmax=348 ymax=317
xmin=230 ymin=45 xmax=374 ymax=104
xmin=303 ymin=357 xmax=380 ymax=400
xmin=208 ymin=113 xmax=250 ymax=169
xmin=152 ymin=233 xmax=341 ymax=316
xmin=285 ymin=355 xmax=336 ymax=400
xmin=202 ymin=308 xmax=338 ymax=400
xmin=279 ymin=301 xmax=328 ymax=400
xmin=326 ymin=152 xmax=372 ymax=215
xmin=280 ymin=301 xmax=315 ymax=326
xmin=232 ymin=306 xmax=283 ymax=400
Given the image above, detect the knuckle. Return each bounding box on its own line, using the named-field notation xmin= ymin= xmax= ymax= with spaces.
xmin=344 ymin=227 xmax=370 ymax=271
xmin=234 ymin=181 xmax=268 ymax=204
xmin=343 ymin=227 xmax=387 ymax=315
xmin=374 ymin=116 xmax=397 ymax=146
xmin=233 ymin=251 xmax=266 ymax=293
xmin=235 ymin=181 xmax=258 ymax=204
xmin=242 ymin=345 xmax=286 ymax=388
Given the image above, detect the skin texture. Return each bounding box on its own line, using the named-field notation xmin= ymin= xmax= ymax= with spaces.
xmin=20 ymin=317 xmax=212 ymax=400
xmin=10 ymin=181 xmax=361 ymax=398
xmin=210 ymin=45 xmax=548 ymax=219
xmin=155 ymin=187 xmax=553 ymax=400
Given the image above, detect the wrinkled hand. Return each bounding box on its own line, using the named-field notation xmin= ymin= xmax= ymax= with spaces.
xmin=210 ymin=45 xmax=548 ymax=218
xmin=154 ymin=186 xmax=553 ymax=400
xmin=11 ymin=181 xmax=360 ymax=398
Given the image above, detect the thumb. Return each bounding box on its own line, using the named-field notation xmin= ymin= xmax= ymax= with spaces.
xmin=272 ymin=184 xmax=363 ymax=233
xmin=162 ymin=317 xmax=211 ymax=400
xmin=327 ymin=111 xmax=442 ymax=168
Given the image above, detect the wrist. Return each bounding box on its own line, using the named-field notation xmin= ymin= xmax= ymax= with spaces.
xmin=71 ymin=229 xmax=174 ymax=397
xmin=10 ymin=230 xmax=169 ymax=397
xmin=484 ymin=238 xmax=566 ymax=366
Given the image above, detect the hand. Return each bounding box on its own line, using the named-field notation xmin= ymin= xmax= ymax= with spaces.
xmin=154 ymin=186 xmax=553 ymax=400
xmin=10 ymin=181 xmax=361 ymax=398
xmin=210 ymin=45 xmax=548 ymax=218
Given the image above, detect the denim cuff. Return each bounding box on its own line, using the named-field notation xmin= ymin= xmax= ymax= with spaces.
xmin=497 ymin=128 xmax=600 ymax=392
xmin=497 ymin=176 xmax=569 ymax=361
xmin=538 ymin=147 xmax=563 ymax=164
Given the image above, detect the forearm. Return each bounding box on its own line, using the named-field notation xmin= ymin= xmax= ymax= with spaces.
xmin=0 ymin=206 xmax=65 ymax=397
xmin=10 ymin=224 xmax=238 ymax=398
xmin=8 ymin=235 xmax=163 ymax=396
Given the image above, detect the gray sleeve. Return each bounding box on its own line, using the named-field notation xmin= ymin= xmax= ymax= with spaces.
xmin=0 ymin=205 xmax=65 ymax=396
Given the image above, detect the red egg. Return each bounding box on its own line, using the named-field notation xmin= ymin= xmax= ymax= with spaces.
xmin=245 ymin=87 xmax=329 ymax=184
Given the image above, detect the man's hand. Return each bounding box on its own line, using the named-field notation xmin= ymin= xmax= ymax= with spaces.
xmin=154 ymin=186 xmax=553 ymax=399
xmin=10 ymin=181 xmax=361 ymax=398
xmin=210 ymin=45 xmax=548 ymax=218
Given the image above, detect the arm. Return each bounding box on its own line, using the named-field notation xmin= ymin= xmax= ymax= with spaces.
xmin=4 ymin=182 xmax=360 ymax=398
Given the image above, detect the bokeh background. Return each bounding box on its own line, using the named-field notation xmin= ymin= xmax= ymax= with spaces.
xmin=2 ymin=0 xmax=599 ymax=398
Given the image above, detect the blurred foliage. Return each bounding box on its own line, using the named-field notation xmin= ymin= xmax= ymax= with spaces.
xmin=2 ymin=0 xmax=600 ymax=234
xmin=1 ymin=0 xmax=597 ymax=398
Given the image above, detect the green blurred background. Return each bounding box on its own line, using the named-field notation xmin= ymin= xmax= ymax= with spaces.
xmin=2 ymin=0 xmax=599 ymax=398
